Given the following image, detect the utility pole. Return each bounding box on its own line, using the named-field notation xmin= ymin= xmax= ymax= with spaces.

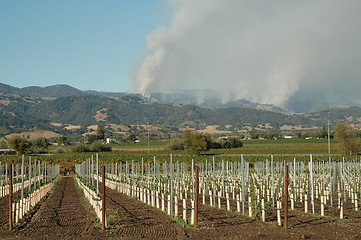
xmin=328 ymin=120 xmax=331 ymax=155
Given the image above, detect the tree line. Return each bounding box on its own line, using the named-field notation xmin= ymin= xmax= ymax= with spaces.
xmin=170 ymin=130 xmax=243 ymax=155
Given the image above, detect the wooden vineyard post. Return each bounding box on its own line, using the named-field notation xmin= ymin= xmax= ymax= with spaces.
xmin=194 ymin=165 xmax=199 ymax=229
xmin=284 ymin=164 xmax=289 ymax=229
xmin=9 ymin=164 xmax=13 ymax=231
xmin=102 ymin=165 xmax=106 ymax=230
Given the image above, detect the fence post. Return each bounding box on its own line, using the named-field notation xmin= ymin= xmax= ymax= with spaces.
xmin=102 ymin=165 xmax=106 ymax=230
xmin=194 ymin=165 xmax=199 ymax=229
xmin=9 ymin=164 xmax=13 ymax=231
xmin=284 ymin=164 xmax=289 ymax=229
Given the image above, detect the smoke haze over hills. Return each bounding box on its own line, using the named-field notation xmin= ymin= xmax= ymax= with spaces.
xmin=132 ymin=0 xmax=361 ymax=112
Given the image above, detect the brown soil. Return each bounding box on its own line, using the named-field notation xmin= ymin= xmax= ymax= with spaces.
xmin=103 ymin=186 xmax=186 ymax=239
xmin=0 ymin=176 xmax=106 ymax=239
xmin=215 ymin=195 xmax=361 ymax=239
xmin=0 ymin=190 xmax=22 ymax=227
xmin=1 ymin=177 xmax=361 ymax=239
xmin=94 ymin=108 xmax=109 ymax=122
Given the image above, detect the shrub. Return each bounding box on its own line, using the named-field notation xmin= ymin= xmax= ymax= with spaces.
xmin=0 ymin=137 xmax=9 ymax=149
xmin=169 ymin=139 xmax=185 ymax=151
xmin=91 ymin=141 xmax=112 ymax=152
xmin=72 ymin=143 xmax=90 ymax=153
xmin=56 ymin=148 xmax=65 ymax=154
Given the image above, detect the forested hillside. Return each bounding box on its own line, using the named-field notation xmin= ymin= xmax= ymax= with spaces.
xmin=2 ymin=84 xmax=361 ymax=136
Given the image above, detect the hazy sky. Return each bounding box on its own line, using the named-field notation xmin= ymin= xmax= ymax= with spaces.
xmin=0 ymin=0 xmax=168 ymax=92
xmin=2 ymin=1 xmax=361 ymax=109
xmin=133 ymin=0 xmax=361 ymax=108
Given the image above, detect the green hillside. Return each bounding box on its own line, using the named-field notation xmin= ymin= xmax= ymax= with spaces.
xmin=1 ymin=91 xmax=361 ymax=136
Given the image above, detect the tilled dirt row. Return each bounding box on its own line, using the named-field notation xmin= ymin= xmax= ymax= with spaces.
xmin=195 ymin=194 xmax=361 ymax=239
xmin=101 ymin=184 xmax=294 ymax=240
xmin=0 ymin=194 xmax=12 ymax=227
xmin=1 ymin=176 xmax=361 ymax=239
xmin=103 ymin=186 xmax=187 ymax=239
xmin=0 ymin=176 xmax=107 ymax=240
xmin=0 ymin=189 xmax=22 ymax=227
xmin=102 ymin=186 xmax=361 ymax=240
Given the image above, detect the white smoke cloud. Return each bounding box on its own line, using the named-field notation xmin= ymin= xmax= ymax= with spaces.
xmin=132 ymin=0 xmax=361 ymax=108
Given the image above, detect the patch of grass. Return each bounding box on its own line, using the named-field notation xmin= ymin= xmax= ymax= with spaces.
xmin=171 ymin=215 xmax=191 ymax=228
xmin=13 ymin=224 xmax=22 ymax=230
xmin=330 ymin=217 xmax=350 ymax=223
xmin=0 ymin=127 xmax=10 ymax=134
xmin=272 ymin=221 xmax=282 ymax=227
xmin=106 ymin=210 xmax=117 ymax=229
xmin=305 ymin=212 xmax=323 ymax=218
xmin=91 ymin=217 xmax=101 ymax=228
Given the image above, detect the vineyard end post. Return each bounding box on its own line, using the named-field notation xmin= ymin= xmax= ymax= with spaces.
xmin=9 ymin=164 xmax=13 ymax=231
xmin=102 ymin=165 xmax=106 ymax=230
xmin=194 ymin=165 xmax=199 ymax=229
xmin=284 ymin=164 xmax=289 ymax=229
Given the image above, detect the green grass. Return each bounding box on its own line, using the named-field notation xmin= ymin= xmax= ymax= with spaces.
xmin=0 ymin=127 xmax=10 ymax=134
xmin=109 ymin=141 xmax=170 ymax=149
xmin=171 ymin=215 xmax=191 ymax=228
xmin=48 ymin=141 xmax=169 ymax=152
xmin=237 ymin=138 xmax=339 ymax=155
xmin=1 ymin=138 xmax=352 ymax=166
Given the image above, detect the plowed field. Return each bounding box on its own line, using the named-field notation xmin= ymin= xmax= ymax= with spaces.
xmin=1 ymin=176 xmax=361 ymax=239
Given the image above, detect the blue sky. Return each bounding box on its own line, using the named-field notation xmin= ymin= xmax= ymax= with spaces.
xmin=0 ymin=0 xmax=169 ymax=92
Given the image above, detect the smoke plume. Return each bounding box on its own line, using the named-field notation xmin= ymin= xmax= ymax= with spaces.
xmin=132 ymin=0 xmax=361 ymax=110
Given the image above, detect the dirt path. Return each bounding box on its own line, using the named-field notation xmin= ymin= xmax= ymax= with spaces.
xmin=0 ymin=194 xmax=11 ymax=228
xmin=103 ymin=186 xmax=187 ymax=239
xmin=0 ymin=176 xmax=107 ymax=240
xmin=0 ymin=189 xmax=21 ymax=227
xmin=101 ymin=186 xmax=293 ymax=239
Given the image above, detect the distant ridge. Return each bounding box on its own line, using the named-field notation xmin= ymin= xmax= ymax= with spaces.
xmin=143 ymin=91 xmax=287 ymax=113
xmin=0 ymin=83 xmax=285 ymax=113
xmin=2 ymin=83 xmax=361 ymax=135
xmin=0 ymin=83 xmax=85 ymax=98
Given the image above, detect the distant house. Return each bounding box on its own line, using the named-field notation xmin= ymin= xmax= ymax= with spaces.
xmin=106 ymin=138 xmax=120 ymax=144
xmin=244 ymin=134 xmax=252 ymax=140
xmin=283 ymin=136 xmax=294 ymax=139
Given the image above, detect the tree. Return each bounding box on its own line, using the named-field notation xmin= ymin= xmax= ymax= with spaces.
xmin=169 ymin=138 xmax=185 ymax=151
xmin=0 ymin=137 xmax=9 ymax=149
xmin=224 ymin=136 xmax=243 ymax=148
xmin=183 ymin=130 xmax=213 ymax=155
xmin=57 ymin=136 xmax=69 ymax=145
xmin=334 ymin=122 xmax=360 ymax=155
xmin=91 ymin=140 xmax=112 ymax=152
xmin=8 ymin=136 xmax=31 ymax=154
xmin=214 ymin=136 xmax=243 ymax=149
xmin=31 ymin=137 xmax=49 ymax=153
xmin=321 ymin=125 xmax=328 ymax=139
xmin=72 ymin=143 xmax=90 ymax=153
xmin=96 ymin=124 xmax=105 ymax=139
xmin=87 ymin=134 xmax=99 ymax=144
xmin=128 ymin=133 xmax=138 ymax=143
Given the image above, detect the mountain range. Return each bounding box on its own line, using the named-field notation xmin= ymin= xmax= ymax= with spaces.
xmin=1 ymin=82 xmax=361 ymax=136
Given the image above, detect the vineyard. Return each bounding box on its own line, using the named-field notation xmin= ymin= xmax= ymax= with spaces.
xmin=1 ymin=154 xmax=361 ymax=239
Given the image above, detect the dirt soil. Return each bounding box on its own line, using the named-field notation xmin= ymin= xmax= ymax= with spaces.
xmin=1 ymin=176 xmax=361 ymax=239
xmin=0 ymin=176 xmax=106 ymax=240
